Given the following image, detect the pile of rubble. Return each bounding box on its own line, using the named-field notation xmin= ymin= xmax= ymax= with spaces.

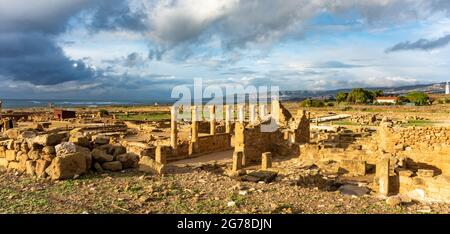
xmin=0 ymin=127 xmax=139 ymax=180
xmin=349 ymin=113 xmax=381 ymax=125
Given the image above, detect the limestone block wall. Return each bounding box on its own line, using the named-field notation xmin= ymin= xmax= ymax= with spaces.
xmin=300 ymin=143 xmax=378 ymax=165
xmin=378 ymin=126 xmax=450 ymax=176
xmin=398 ymin=173 xmax=450 ymax=202
xmin=195 ymin=133 xmax=232 ymax=154
xmin=0 ymin=130 xmax=140 ymax=180
xmin=380 ymin=126 xmax=449 ymax=150
xmin=122 ymin=141 xmax=156 ymax=158
xmin=234 ymin=123 xmax=284 ymax=164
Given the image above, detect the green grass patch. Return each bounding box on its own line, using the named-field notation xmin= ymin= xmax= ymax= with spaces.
xmin=403 ymin=120 xmax=437 ymax=127
xmin=332 ymin=121 xmax=357 ymax=126
xmin=55 ymin=179 xmax=76 ymax=194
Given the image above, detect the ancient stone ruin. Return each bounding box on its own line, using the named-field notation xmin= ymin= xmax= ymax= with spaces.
xmin=1 ymin=101 xmax=449 ymax=204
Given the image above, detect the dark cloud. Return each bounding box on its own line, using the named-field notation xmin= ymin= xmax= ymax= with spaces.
xmin=143 ymin=0 xmax=450 ymax=60
xmin=0 ymin=0 xmax=93 ymax=34
xmin=148 ymin=48 xmax=165 ymax=61
xmin=87 ymin=0 xmax=147 ymax=32
xmin=0 ymin=33 xmax=96 ymax=85
xmin=0 ymin=1 xmax=102 ymax=85
xmin=1 ymin=0 xmax=450 ymax=95
xmin=124 ymin=52 xmax=145 ymax=67
xmin=385 ymin=34 xmax=450 ymax=53
xmin=429 ymin=0 xmax=450 ymax=16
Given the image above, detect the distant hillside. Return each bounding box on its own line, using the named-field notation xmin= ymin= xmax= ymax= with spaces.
xmin=280 ymin=82 xmax=448 ymax=101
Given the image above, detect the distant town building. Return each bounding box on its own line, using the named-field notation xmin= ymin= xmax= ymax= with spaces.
xmin=446 ymin=81 xmax=449 ymax=95
xmin=54 ymin=109 xmax=76 ymax=120
xmin=375 ymin=96 xmax=398 ymax=104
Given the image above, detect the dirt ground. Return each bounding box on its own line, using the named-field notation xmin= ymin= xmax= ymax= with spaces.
xmin=1 ymin=166 xmax=449 ymax=214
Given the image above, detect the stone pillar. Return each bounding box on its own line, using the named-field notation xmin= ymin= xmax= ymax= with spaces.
xmin=191 ymin=106 xmax=199 ymax=143
xmin=377 ymin=157 xmax=390 ymax=197
xmin=259 ymin=104 xmax=267 ymax=119
xmin=189 ymin=106 xmax=199 ymax=155
xmin=232 ymin=151 xmax=243 ymax=172
xmin=209 ymin=105 xmax=216 ymax=135
xmin=237 ymin=105 xmax=245 ymax=123
xmin=249 ymin=104 xmax=257 ymax=123
xmin=225 ymin=105 xmax=232 ymax=133
xmin=170 ymin=106 xmax=178 ymax=149
xmin=155 ymin=146 xmax=167 ymax=164
xmin=261 ymin=152 xmax=272 ymax=170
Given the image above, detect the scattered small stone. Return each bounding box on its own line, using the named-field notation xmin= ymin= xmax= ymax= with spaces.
xmin=386 ymin=196 xmax=402 ymax=206
xmin=417 ymin=206 xmax=432 ymax=213
xmin=139 ymin=195 xmax=151 ymax=203
xmin=227 ymin=201 xmax=236 ymax=207
xmin=238 ymin=190 xmax=248 ymax=196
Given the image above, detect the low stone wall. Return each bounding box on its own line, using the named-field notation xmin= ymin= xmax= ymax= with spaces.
xmin=234 ymin=123 xmax=285 ymax=164
xmin=379 ymin=125 xmax=450 ymax=150
xmin=121 ymin=141 xmax=156 ymax=158
xmin=397 ymin=170 xmax=450 ymax=202
xmin=301 ymin=123 xmax=450 ymax=202
xmin=0 ymin=129 xmax=139 ymax=180
xmin=196 ymin=133 xmax=232 ymax=154
xmin=378 ymin=125 xmax=450 ymax=176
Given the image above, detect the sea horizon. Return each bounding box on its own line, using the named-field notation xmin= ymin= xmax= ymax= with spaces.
xmin=0 ymin=98 xmax=174 ymax=109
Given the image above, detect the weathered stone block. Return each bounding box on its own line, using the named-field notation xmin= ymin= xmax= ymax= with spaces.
xmin=25 ymin=160 xmax=36 ymax=176
xmin=417 ymin=169 xmax=434 ymax=178
xmin=5 ymin=150 xmax=16 ymax=161
xmin=5 ymin=129 xmax=19 ymax=139
xmin=55 ymin=142 xmax=77 ymax=157
xmin=138 ymin=156 xmax=166 ymax=175
xmin=261 ymin=152 xmax=272 ymax=170
xmin=42 ymin=146 xmax=56 ymax=155
xmin=398 ymin=169 xmax=413 ymax=177
xmin=27 ymin=150 xmax=41 ymax=160
xmin=124 ymin=141 xmax=155 ymax=157
xmin=69 ymin=136 xmax=90 ymax=148
xmin=232 ymin=151 xmax=243 ymax=172
xmin=20 ymin=141 xmax=30 ymax=153
xmin=33 ymin=133 xmax=66 ymax=146
xmin=102 ymin=161 xmax=122 ymax=171
xmin=93 ymin=135 xmax=110 ymax=145
xmin=75 ymin=146 xmax=91 ymax=171
xmin=111 ymin=145 xmax=126 ymax=157
xmin=116 ymin=153 xmax=139 ymax=168
xmin=377 ymin=157 xmax=390 ymax=196
xmin=340 ymin=160 xmax=366 ymax=176
xmin=0 ymin=158 xmax=8 ymax=169
xmin=18 ymin=151 xmax=28 ymax=163
xmin=45 ymin=152 xmax=87 ymax=180
xmin=8 ymin=160 xmax=26 ymax=173
xmin=35 ymin=159 xmax=51 ymax=178
xmin=94 ymin=162 xmax=104 ymax=172
xmin=155 ymin=146 xmax=170 ymax=164
xmin=92 ymin=148 xmax=113 ymax=162
xmin=0 ymin=146 xmax=5 ymax=158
